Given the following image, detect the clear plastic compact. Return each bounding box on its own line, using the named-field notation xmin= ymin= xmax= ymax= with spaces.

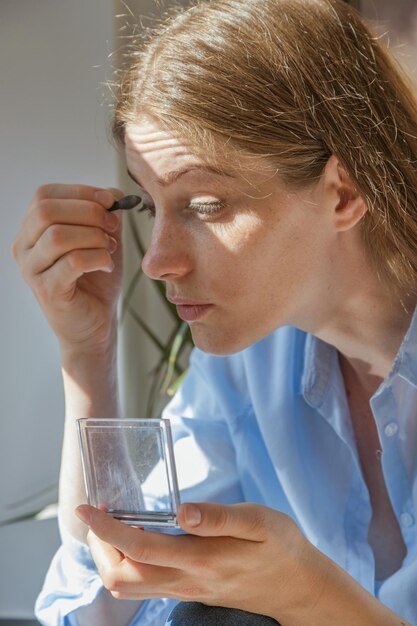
xmin=77 ymin=418 xmax=180 ymax=528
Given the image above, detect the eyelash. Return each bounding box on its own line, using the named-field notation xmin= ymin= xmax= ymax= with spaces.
xmin=137 ymin=200 xmax=226 ymax=218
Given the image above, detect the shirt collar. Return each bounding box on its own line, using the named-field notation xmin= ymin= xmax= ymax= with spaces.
xmin=301 ymin=303 xmax=417 ymax=407
xmin=378 ymin=302 xmax=417 ymax=392
xmin=301 ymin=332 xmax=337 ymax=409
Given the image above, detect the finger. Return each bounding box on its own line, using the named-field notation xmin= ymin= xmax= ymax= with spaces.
xmin=31 ymin=248 xmax=115 ymax=299
xmin=27 ymin=224 xmax=117 ymax=276
xmin=88 ymin=531 xmax=181 ymax=596
xmin=76 ymin=505 xmax=192 ymax=569
xmin=87 ymin=528 xmax=125 ymax=568
xmin=109 ymin=590 xmax=178 ymax=600
xmin=30 ymin=183 xmax=118 ymax=206
xmin=106 ymin=187 xmax=125 ymax=202
xmin=17 ymin=199 xmax=121 ymax=255
xmin=177 ymin=502 xmax=269 ymax=542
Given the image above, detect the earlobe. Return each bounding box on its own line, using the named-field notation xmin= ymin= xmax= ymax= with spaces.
xmin=325 ymin=156 xmax=368 ymax=232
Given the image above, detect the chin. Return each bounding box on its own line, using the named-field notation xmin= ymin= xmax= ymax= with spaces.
xmin=190 ymin=325 xmax=256 ymax=356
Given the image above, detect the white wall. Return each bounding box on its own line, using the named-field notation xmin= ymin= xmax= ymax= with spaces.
xmin=0 ymin=0 xmax=116 ymax=617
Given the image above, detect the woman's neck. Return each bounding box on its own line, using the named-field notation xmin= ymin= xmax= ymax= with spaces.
xmin=300 ymin=258 xmax=417 ymax=386
xmin=324 ymin=298 xmax=415 ymax=398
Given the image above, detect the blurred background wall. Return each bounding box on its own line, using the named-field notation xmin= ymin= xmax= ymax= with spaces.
xmin=361 ymin=0 xmax=417 ymax=82
xmin=0 ymin=0 xmax=116 ymax=620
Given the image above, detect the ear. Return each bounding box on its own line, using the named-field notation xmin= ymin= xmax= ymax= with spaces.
xmin=323 ymin=155 xmax=367 ymax=232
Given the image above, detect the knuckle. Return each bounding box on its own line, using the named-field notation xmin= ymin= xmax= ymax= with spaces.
xmin=214 ymin=508 xmax=229 ymax=533
xmin=36 ymin=200 xmax=53 ymax=227
xmin=66 ymin=249 xmax=84 ymax=271
xmin=177 ymin=583 xmax=205 ymax=601
xmin=191 ymin=554 xmax=212 ymax=573
xmin=46 ymin=224 xmax=64 ymax=248
xmin=248 ymin=510 xmax=268 ymax=538
xmin=34 ymin=184 xmax=51 ymax=201
xmin=101 ymin=569 xmax=121 ymax=592
xmin=131 ymin=544 xmax=151 ymax=564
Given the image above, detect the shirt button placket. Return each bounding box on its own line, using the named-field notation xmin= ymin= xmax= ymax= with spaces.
xmin=384 ymin=421 xmax=399 ymax=437
xmin=400 ymin=512 xmax=414 ymax=528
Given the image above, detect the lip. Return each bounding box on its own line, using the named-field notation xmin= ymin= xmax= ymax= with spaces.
xmin=175 ymin=304 xmax=213 ymax=322
xmin=166 ymin=295 xmax=214 ymax=322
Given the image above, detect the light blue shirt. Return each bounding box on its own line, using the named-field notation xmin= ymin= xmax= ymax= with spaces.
xmin=36 ymin=315 xmax=417 ymax=625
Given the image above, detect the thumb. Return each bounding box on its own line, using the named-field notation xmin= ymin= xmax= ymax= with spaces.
xmin=178 ymin=502 xmax=268 ymax=542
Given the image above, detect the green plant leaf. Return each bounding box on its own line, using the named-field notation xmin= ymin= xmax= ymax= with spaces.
xmin=120 ymin=264 xmax=143 ymax=324
xmin=167 ymin=370 xmax=187 ymax=396
xmin=160 ymin=321 xmax=189 ymax=396
xmin=152 ymin=279 xmax=178 ymax=320
xmin=127 ymin=305 xmax=167 ymax=353
xmin=0 ymin=508 xmax=56 ymax=527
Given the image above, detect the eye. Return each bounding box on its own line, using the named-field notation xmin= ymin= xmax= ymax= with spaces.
xmin=135 ymin=190 xmax=156 ymax=218
xmin=187 ymin=200 xmax=225 ymax=216
xmin=137 ymin=203 xmax=156 ymax=218
xmin=137 ymin=199 xmax=226 ymax=219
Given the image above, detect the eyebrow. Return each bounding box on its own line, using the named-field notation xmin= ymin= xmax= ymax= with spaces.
xmin=127 ymin=165 xmax=236 ymax=189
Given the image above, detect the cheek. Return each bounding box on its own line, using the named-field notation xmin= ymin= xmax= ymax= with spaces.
xmin=216 ymin=212 xmax=263 ymax=252
xmin=195 ymin=213 xmax=266 ymax=282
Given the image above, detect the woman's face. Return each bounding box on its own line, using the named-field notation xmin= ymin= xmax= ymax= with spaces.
xmin=125 ymin=116 xmax=336 ymax=355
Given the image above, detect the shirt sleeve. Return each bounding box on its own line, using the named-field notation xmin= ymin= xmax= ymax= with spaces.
xmin=35 ymin=520 xmax=180 ymax=626
xmin=35 ymin=348 xmax=246 ymax=626
xmin=35 ymin=520 xmax=103 ymax=625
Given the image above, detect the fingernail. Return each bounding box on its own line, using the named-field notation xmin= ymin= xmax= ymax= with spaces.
xmin=105 ymin=211 xmax=120 ymax=232
xmin=76 ymin=505 xmax=93 ymax=526
xmin=107 ymin=236 xmax=117 ymax=253
xmin=184 ymin=504 xmax=201 ymax=527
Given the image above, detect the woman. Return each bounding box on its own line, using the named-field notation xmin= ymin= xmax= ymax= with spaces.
xmin=12 ymin=0 xmax=417 ymax=624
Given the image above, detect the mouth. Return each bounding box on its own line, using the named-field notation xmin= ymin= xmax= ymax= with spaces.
xmin=166 ymin=296 xmax=214 ymax=322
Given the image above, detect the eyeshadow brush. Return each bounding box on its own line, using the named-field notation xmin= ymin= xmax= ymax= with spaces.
xmin=108 ymin=195 xmax=143 ymax=212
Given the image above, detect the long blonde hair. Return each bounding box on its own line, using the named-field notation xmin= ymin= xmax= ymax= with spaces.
xmin=113 ymin=0 xmax=417 ymax=292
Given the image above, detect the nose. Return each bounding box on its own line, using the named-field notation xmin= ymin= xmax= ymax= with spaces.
xmin=141 ymin=215 xmax=192 ymax=281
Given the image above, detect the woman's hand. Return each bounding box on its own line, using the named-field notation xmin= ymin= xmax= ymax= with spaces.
xmin=12 ymin=184 xmax=124 ymax=353
xmin=75 ymin=502 xmax=322 ymax=622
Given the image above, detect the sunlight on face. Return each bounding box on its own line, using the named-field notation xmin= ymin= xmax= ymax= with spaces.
xmin=125 ymin=116 xmax=332 ymax=355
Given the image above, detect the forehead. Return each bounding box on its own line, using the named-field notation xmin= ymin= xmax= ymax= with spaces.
xmin=125 ymin=117 xmax=207 ymax=171
xmin=124 ymin=116 xmax=280 ymax=186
